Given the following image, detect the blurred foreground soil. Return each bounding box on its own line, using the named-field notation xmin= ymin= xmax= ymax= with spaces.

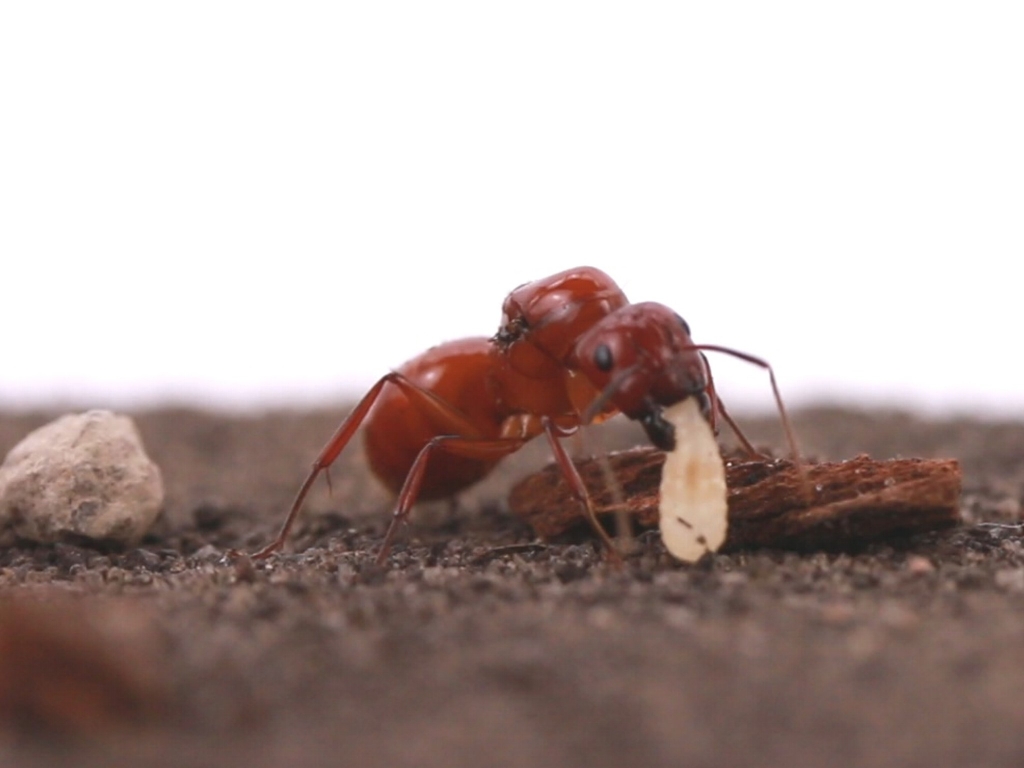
xmin=1 ymin=406 xmax=1023 ymax=768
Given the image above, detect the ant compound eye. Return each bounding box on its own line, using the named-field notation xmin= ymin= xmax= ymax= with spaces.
xmin=674 ymin=313 xmax=691 ymax=337
xmin=593 ymin=344 xmax=614 ymax=372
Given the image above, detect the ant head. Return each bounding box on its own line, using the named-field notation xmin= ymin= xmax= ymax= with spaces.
xmin=572 ymin=302 xmax=709 ymax=450
xmin=494 ymin=267 xmax=629 ymax=377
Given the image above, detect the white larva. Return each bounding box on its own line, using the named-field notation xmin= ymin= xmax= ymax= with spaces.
xmin=658 ymin=398 xmax=729 ymax=562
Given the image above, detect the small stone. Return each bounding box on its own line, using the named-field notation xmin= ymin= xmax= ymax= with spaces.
xmin=877 ymin=600 xmax=919 ymax=630
xmin=994 ymin=568 xmax=1024 ymax=592
xmin=819 ymin=601 xmax=856 ymax=626
xmin=905 ymin=555 xmax=936 ymax=575
xmin=992 ymin=496 xmax=1021 ymax=518
xmin=190 ymin=544 xmax=222 ymax=562
xmin=0 ymin=411 xmax=164 ymax=546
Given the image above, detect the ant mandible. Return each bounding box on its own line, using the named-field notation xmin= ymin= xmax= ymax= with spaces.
xmin=253 ymin=266 xmax=802 ymax=564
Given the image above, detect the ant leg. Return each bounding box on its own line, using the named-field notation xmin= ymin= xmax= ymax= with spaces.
xmin=253 ymin=372 xmax=487 ymax=559
xmin=689 ymin=343 xmax=810 ymax=500
xmin=688 ymin=344 xmax=803 ymax=466
xmin=374 ymin=423 xmax=622 ymax=566
xmin=700 ymin=352 xmax=761 ymax=457
xmin=715 ymin=396 xmax=762 ymax=458
xmin=370 ymin=420 xmax=625 ymax=566
xmin=539 ymin=418 xmax=623 ymax=565
xmin=698 ymin=352 xmax=721 ymax=433
xmin=376 ymin=435 xmax=530 ymax=564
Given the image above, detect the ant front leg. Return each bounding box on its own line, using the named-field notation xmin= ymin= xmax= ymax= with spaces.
xmin=691 ymin=343 xmax=803 ymax=466
xmin=714 ymin=394 xmax=763 ymax=459
xmin=693 ymin=342 xmax=811 ymax=501
xmin=538 ymin=419 xmax=623 ymax=565
xmin=700 ymin=352 xmax=760 ymax=458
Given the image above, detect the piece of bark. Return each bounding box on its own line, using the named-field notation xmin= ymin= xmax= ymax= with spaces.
xmin=508 ymin=450 xmax=962 ymax=552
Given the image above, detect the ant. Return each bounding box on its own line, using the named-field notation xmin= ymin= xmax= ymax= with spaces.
xmin=253 ymin=266 xmax=801 ymax=564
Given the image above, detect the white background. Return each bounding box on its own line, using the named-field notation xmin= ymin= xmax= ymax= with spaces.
xmin=2 ymin=2 xmax=1022 ymax=416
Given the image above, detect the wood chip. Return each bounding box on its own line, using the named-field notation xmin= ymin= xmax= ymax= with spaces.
xmin=508 ymin=450 xmax=962 ymax=552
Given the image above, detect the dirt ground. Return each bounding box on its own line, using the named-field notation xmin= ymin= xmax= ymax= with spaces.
xmin=1 ymin=405 xmax=1024 ymax=768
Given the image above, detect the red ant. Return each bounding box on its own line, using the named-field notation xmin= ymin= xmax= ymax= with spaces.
xmin=253 ymin=266 xmax=801 ymax=564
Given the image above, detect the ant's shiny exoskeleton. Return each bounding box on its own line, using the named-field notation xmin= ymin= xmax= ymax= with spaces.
xmin=253 ymin=267 xmax=800 ymax=563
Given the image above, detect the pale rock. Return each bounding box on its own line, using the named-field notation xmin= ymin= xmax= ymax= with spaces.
xmin=0 ymin=411 xmax=164 ymax=546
